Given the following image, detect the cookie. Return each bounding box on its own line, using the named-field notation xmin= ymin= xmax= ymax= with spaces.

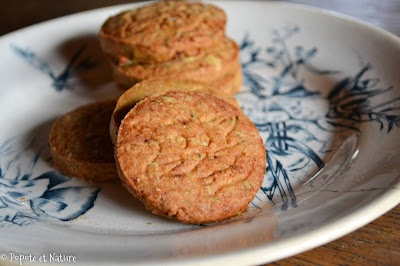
xmin=100 ymin=0 xmax=226 ymax=63
xmin=49 ymin=99 xmax=118 ymax=182
xmin=211 ymin=63 xmax=242 ymax=96
xmin=115 ymin=91 xmax=266 ymax=224
xmin=108 ymin=37 xmax=240 ymax=93
xmin=109 ymin=78 xmax=240 ymax=143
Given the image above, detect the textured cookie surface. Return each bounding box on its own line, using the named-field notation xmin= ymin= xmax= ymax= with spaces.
xmin=211 ymin=63 xmax=242 ymax=96
xmin=100 ymin=0 xmax=226 ymax=63
xmin=110 ymin=78 xmax=240 ymax=144
xmin=50 ymin=99 xmax=118 ymax=182
xmin=116 ymin=91 xmax=266 ymax=224
xmin=108 ymin=37 xmax=240 ymax=93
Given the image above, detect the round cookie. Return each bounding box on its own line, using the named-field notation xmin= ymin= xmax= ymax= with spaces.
xmin=108 ymin=37 xmax=240 ymax=94
xmin=115 ymin=91 xmax=266 ymax=224
xmin=49 ymin=99 xmax=118 ymax=182
xmin=110 ymin=78 xmax=240 ymax=144
xmin=100 ymin=0 xmax=226 ymax=63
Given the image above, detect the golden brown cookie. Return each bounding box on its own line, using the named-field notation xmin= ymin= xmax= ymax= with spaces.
xmin=108 ymin=37 xmax=240 ymax=94
xmin=49 ymin=99 xmax=118 ymax=182
xmin=211 ymin=63 xmax=242 ymax=95
xmin=115 ymin=91 xmax=266 ymax=224
xmin=100 ymin=0 xmax=226 ymax=63
xmin=109 ymin=78 xmax=240 ymax=144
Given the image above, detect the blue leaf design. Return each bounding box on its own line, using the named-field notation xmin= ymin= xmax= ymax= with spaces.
xmin=10 ymin=213 xmax=39 ymax=227
xmin=0 ymin=135 xmax=101 ymax=226
xmin=0 ymin=178 xmax=49 ymax=201
xmin=31 ymin=186 xmax=100 ymax=221
xmin=325 ymin=64 xmax=400 ymax=132
xmin=11 ymin=43 xmax=96 ymax=91
xmin=10 ymin=45 xmax=56 ymax=79
xmin=280 ymin=85 xmax=319 ymax=97
xmin=328 ymin=77 xmax=351 ymax=100
xmin=0 ymin=207 xmax=17 ymax=226
xmin=31 ymin=198 xmax=68 ymax=214
xmin=34 ymin=171 xmax=71 ymax=189
xmin=239 ymin=27 xmax=397 ymax=211
xmin=0 ymin=189 xmax=39 ymax=227
xmin=0 ymin=197 xmax=6 ymax=208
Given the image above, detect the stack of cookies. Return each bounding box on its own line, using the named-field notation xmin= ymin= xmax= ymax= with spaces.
xmin=99 ymin=0 xmax=242 ymax=95
xmin=49 ymin=1 xmax=267 ymax=224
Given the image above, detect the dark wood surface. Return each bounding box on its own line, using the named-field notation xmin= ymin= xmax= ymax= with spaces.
xmin=274 ymin=205 xmax=400 ymax=265
xmin=1 ymin=0 xmax=399 ymax=265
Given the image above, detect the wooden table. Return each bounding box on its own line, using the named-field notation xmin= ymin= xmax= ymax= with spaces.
xmin=1 ymin=0 xmax=399 ymax=264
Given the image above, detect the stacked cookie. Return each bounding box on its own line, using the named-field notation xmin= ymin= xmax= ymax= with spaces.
xmin=115 ymin=88 xmax=266 ymax=224
xmin=49 ymin=99 xmax=118 ymax=182
xmin=49 ymin=1 xmax=267 ymax=224
xmin=109 ymin=78 xmax=240 ymax=144
xmin=100 ymin=0 xmax=242 ymax=95
xmin=49 ymin=78 xmax=266 ymax=224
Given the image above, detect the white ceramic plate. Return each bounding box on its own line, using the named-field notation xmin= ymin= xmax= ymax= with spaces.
xmin=1 ymin=1 xmax=399 ymax=265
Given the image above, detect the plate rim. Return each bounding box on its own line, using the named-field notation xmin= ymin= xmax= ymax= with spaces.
xmin=0 ymin=1 xmax=399 ymax=265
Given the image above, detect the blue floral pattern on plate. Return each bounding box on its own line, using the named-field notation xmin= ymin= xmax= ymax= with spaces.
xmin=4 ymin=25 xmax=398 ymax=227
xmin=0 ymin=137 xmax=100 ymax=227
xmin=237 ymin=26 xmax=399 ymax=210
xmin=11 ymin=44 xmax=97 ymax=91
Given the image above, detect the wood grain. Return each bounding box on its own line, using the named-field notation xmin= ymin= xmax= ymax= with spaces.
xmin=0 ymin=0 xmax=399 ymax=265
xmin=273 ymin=204 xmax=400 ymax=265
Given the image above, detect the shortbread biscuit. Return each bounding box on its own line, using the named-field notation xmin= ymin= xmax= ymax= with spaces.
xmin=110 ymin=78 xmax=240 ymax=143
xmin=108 ymin=37 xmax=240 ymax=94
xmin=100 ymin=0 xmax=226 ymax=63
xmin=211 ymin=63 xmax=242 ymax=95
xmin=49 ymin=99 xmax=118 ymax=182
xmin=115 ymin=91 xmax=266 ymax=224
